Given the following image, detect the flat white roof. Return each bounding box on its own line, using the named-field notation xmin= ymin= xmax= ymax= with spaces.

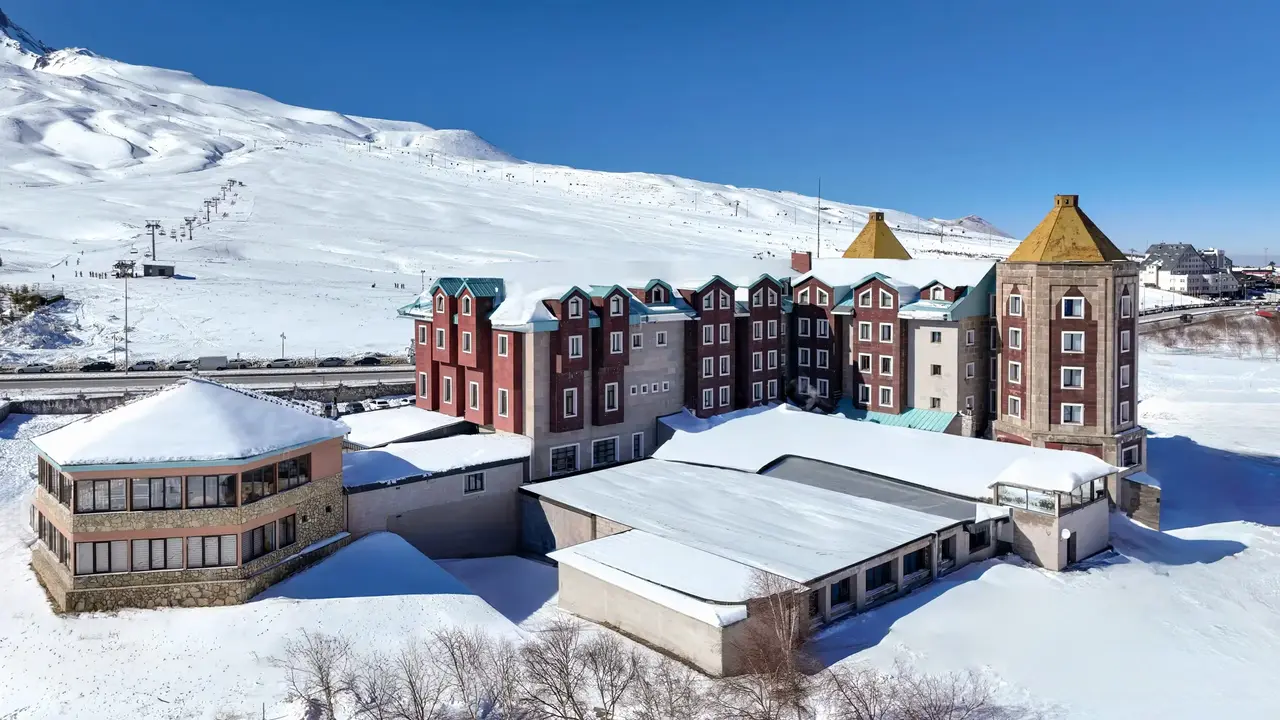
xmin=340 ymin=405 xmax=468 ymax=448
xmin=655 ymin=405 xmax=1118 ymax=497
xmin=32 ymin=378 xmax=348 ymax=467
xmin=343 ymin=434 xmax=531 ymax=489
xmin=800 ymin=258 xmax=996 ymax=291
xmin=527 ymin=459 xmax=956 ymax=583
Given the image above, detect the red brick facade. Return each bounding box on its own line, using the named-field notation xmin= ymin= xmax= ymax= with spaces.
xmin=847 ymin=278 xmax=907 ymax=414
xmin=1001 ymin=283 xmax=1027 ymax=430
xmin=1048 ymin=287 xmax=1096 ymax=428
xmin=792 ymin=278 xmax=843 ymax=403
xmin=735 ymin=277 xmax=785 ymax=407
xmin=547 ymin=292 xmax=590 ymax=434
xmin=681 ymin=279 xmax=738 ymax=418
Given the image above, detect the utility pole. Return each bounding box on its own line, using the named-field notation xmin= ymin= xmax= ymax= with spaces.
xmin=203 ymin=199 xmax=212 ymax=222
xmin=145 ymin=221 xmax=160 ymax=261
xmin=184 ymin=216 xmax=196 ymax=240
xmin=280 ymin=332 xmax=287 ymax=358
xmin=420 ymin=270 xmax=426 ymax=292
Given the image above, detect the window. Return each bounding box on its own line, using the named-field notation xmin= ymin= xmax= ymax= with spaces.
xmin=498 ymin=334 xmax=509 ymax=357
xmin=185 ymin=534 xmax=237 ymax=569
xmin=990 ymin=326 xmax=998 ymax=351
xmin=1008 ymin=327 xmax=1023 ymax=350
xmin=817 ymin=289 xmax=830 ymax=306
xmin=1061 ymin=403 xmax=1085 ymax=424
xmin=419 ymin=372 xmax=429 ymax=398
xmin=650 ymin=286 xmax=666 ymax=304
xmin=702 ymin=293 xmax=714 ymax=310
xmin=816 ymin=349 xmax=829 ymax=369
xmin=767 ymin=319 xmax=778 ymax=338
xmin=567 ymin=297 xmax=583 ymax=319
xmin=830 ymin=577 xmax=852 ymax=606
xmin=442 ymin=376 xmax=454 ymax=404
xmin=569 ymin=335 xmax=584 ymax=359
xmin=1062 ymin=297 xmax=1084 ymax=319
xmin=930 ymin=331 xmax=942 ymax=344
xmin=930 ymin=364 xmax=942 ymax=377
xmin=968 ymin=524 xmax=990 ymax=551
xmin=879 ymin=289 xmax=894 ymax=309
xmin=720 ymin=290 xmax=730 ymax=309
xmin=989 ymin=295 xmax=997 ymax=317
xmin=75 ymin=540 xmax=128 ymax=575
xmin=931 ymin=285 xmax=946 ymax=300
xmin=702 ymin=357 xmax=714 ymax=378
xmin=879 ymin=355 xmax=893 ymax=376
xmin=858 ymin=289 xmax=872 ymax=307
xmin=461 ymin=295 xmax=472 ymax=315
xmin=610 ymin=331 xmax=623 ymax=354
xmin=278 ymin=455 xmax=311 ymax=491
xmin=1120 ymin=292 xmax=1133 ymax=319
xmin=632 ymin=332 xmax=643 ymax=349
xmin=878 ymin=386 xmax=893 ymax=408
xmin=879 ymin=323 xmax=893 ymax=343
xmin=1062 ymin=331 xmax=1084 ymax=353
xmin=609 ymin=295 xmax=623 ymax=316
xmin=435 ymin=328 xmax=446 ymax=349
xmin=1119 ymin=401 xmax=1131 ymax=425
xmin=240 ymin=465 xmax=277 ymax=505
xmin=702 ymin=388 xmax=714 ymax=409
xmin=656 ymin=330 xmax=667 ymax=347
xmin=702 ymin=324 xmax=714 ymax=345
xmin=903 ymin=546 xmax=931 ymax=576
xmin=550 ymin=445 xmax=579 ymax=475
xmin=865 ymin=561 xmax=894 ymax=591
xmin=719 ymin=385 xmax=730 ymax=406
xmin=1007 ymin=395 xmax=1022 ymax=418
xmin=498 ymin=388 xmax=510 ymax=417
xmin=941 ymin=535 xmax=957 ymax=564
xmin=131 ymin=477 xmax=183 ymax=510
xmin=661 ymin=381 xmax=670 ymax=392
xmin=719 ymin=323 xmax=730 ymax=344
xmin=817 ymin=319 xmax=830 ymax=338
xmin=632 ymin=432 xmax=645 ymax=459
xmin=1061 ymin=367 xmax=1084 ymax=389
xmin=1121 ymin=444 xmax=1140 ymax=467
xmin=1120 ymin=330 xmax=1131 ymax=354
xmin=965 ymin=395 xmax=974 ymax=411
xmin=965 ymin=362 xmax=975 ymax=379
xmin=966 ymin=329 xmax=975 ymax=346
xmin=858 ymin=384 xmax=871 ymax=404
xmin=799 ymin=288 xmax=811 ymax=304
xmin=798 ymin=376 xmax=810 ymax=394
xmin=768 ymin=289 xmax=778 ymax=306
xmin=858 ymin=322 xmax=872 ymax=342
xmin=464 ymin=472 xmax=485 ymax=494
xmin=630 ymin=384 xmax=638 ymax=396
xmin=752 ymin=351 xmax=763 ymax=371
xmin=604 ymin=382 xmax=619 ymax=412
xmin=468 ymin=381 xmax=480 ymax=410
xmin=1008 ymin=294 xmax=1023 ymax=316
xmin=76 ymin=479 xmax=125 ymax=513
xmin=752 ymin=289 xmax=763 ymax=307
xmin=417 ymin=325 xmax=428 ymax=345
xmin=435 ymin=295 xmax=445 ymax=313
xmin=766 ymin=349 xmax=778 ymax=369
xmin=768 ymin=379 xmax=779 ymax=399
xmin=563 ymin=388 xmax=579 ymax=418
xmin=816 ymin=378 xmax=829 ymax=398
xmin=858 ymin=353 xmax=872 ymax=372
xmin=799 ymin=348 xmax=810 ymax=367
xmin=989 ymin=388 xmax=996 ymax=416
xmin=1120 ymin=364 xmax=1131 ymax=389
xmin=185 ymin=475 xmax=236 ymax=509
xmin=752 ymin=381 xmax=763 ymax=402
xmin=241 ymin=520 xmax=277 ymax=564
xmin=798 ymin=318 xmax=810 ymax=337
xmin=279 ymin=514 xmax=297 ymax=548
xmin=1008 ymin=361 xmax=1022 ymax=385
xmin=752 ymin=320 xmax=763 ymax=340
xmin=131 ymin=537 xmax=183 ymax=572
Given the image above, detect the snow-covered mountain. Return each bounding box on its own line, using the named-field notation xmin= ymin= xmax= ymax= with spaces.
xmin=0 ymin=11 xmax=1017 ymax=363
xmin=929 ymin=214 xmax=1013 ymax=239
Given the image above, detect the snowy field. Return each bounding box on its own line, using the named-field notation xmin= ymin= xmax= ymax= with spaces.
xmin=1139 ymin=286 xmax=1210 ymax=311
xmin=2 ymin=349 xmax=1279 ymax=718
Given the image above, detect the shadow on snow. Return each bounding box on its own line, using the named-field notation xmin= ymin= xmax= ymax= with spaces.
xmin=1146 ymin=433 xmax=1280 ymax=531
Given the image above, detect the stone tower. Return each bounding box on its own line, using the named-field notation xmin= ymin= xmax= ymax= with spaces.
xmin=993 ymin=194 xmax=1149 ymax=511
xmin=842 ymin=211 xmax=912 ymax=259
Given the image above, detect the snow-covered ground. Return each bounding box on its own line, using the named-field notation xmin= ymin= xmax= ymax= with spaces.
xmin=1139 ymin=286 xmax=1211 ymax=311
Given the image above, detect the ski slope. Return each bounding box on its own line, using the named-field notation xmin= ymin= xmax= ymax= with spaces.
xmin=0 ymin=15 xmax=1016 ymax=364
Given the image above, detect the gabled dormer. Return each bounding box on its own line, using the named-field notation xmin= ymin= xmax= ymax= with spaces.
xmin=590 ymin=285 xmax=631 ymax=367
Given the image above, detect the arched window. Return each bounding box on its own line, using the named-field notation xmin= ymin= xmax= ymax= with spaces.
xmin=461 ymin=295 xmax=472 ymax=315
xmin=568 ymin=297 xmax=583 ymax=319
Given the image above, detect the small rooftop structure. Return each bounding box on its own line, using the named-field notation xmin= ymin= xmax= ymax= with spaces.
xmin=340 ymin=405 xmax=471 ymax=450
xmin=32 ymin=378 xmax=348 ymax=468
xmin=142 ymin=263 xmax=175 ymax=278
xmin=654 ymin=405 xmax=1118 ymax=498
xmin=342 ymin=434 xmax=532 ymax=490
xmin=1006 ymin=194 xmax=1127 ymax=263
xmin=842 ymin=211 xmax=912 ymax=260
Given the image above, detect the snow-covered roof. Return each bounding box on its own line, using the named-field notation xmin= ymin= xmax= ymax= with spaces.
xmin=340 ymin=405 xmax=468 ymax=449
xmin=550 ymin=530 xmax=751 ymax=627
xmin=801 ymin=258 xmax=996 ymax=291
xmin=526 ymin=458 xmax=957 ymax=583
xmin=343 ymin=434 xmax=531 ymax=489
xmin=654 ymin=405 xmax=1119 ymax=497
xmin=32 ymin=378 xmax=348 ymax=468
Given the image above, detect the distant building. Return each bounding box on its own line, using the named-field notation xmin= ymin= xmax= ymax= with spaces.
xmin=142 ymin=263 xmax=175 ymax=278
xmin=1201 ymin=247 xmax=1233 ymax=272
xmin=1140 ymin=243 xmax=1239 ymax=296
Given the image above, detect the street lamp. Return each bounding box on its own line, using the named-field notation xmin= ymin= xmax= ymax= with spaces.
xmin=280 ymin=332 xmax=287 ymax=358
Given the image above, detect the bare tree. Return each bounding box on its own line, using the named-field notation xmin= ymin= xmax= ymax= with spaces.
xmin=389 ymin=641 xmax=450 ymax=720
xmin=628 ymin=655 xmax=709 ymax=720
xmin=272 ymin=630 xmax=354 ymax=720
xmin=820 ymin=665 xmax=896 ymax=720
xmin=346 ymin=653 xmax=400 ymax=720
xmin=517 ymin=618 xmax=639 ymax=720
xmin=820 ymin=662 xmax=1037 ymax=720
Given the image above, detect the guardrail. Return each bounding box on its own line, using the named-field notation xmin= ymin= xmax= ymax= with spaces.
xmin=0 ymin=364 xmax=412 ymax=380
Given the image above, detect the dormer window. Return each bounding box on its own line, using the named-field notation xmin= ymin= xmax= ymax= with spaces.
xmin=768 ymin=289 xmax=777 ymax=306
xmin=719 ymin=290 xmax=730 ymax=309
xmin=609 ymin=295 xmax=623 ymax=317
xmin=567 ymin=297 xmax=583 ymax=319
xmin=752 ymin=289 xmax=763 ymax=307
xmin=879 ymin=289 xmax=894 ymax=309
xmin=435 ymin=295 xmax=445 ymax=313
xmin=816 ymin=289 xmax=829 ymax=306
xmin=702 ymin=294 xmax=713 ymax=311
xmin=650 ymin=286 xmax=666 ymax=304
xmin=858 ymin=290 xmax=871 ymax=308
xmin=461 ymin=295 xmax=472 ymax=315
xmin=798 ymin=288 xmax=810 ymax=304
xmin=931 ymin=286 xmax=945 ymax=300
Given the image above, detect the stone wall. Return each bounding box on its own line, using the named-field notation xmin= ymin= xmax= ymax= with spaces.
xmin=1121 ymin=477 xmax=1162 ymax=530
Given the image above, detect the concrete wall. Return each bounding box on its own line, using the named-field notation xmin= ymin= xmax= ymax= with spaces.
xmin=907 ymin=320 xmax=959 ymax=412
xmin=519 ymin=494 xmax=594 ymax=554
xmin=1008 ymin=499 xmax=1108 ymax=571
xmin=347 ymin=460 xmax=526 ymax=558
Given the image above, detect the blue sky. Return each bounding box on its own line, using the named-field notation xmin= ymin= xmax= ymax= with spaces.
xmin=7 ymin=0 xmax=1279 ymax=255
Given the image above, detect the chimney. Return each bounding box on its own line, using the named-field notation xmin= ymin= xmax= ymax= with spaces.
xmin=791 ymin=251 xmax=812 ymax=274
xmin=868 ymin=211 xmax=885 ymax=221
xmin=1055 ymin=194 xmax=1079 ymax=208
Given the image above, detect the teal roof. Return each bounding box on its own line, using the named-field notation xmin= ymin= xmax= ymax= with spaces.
xmin=694 ymin=275 xmax=737 ymax=293
xmin=833 ymin=399 xmax=957 ymax=433
xmin=458 ymin=278 xmax=504 ymax=299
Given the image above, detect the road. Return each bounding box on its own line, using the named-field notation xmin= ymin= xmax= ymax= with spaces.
xmin=1138 ymin=304 xmax=1254 ymax=328
xmin=0 ymin=365 xmax=414 ymax=394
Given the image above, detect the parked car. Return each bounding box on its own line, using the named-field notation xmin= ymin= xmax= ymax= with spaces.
xmin=225 ymin=358 xmax=253 ymax=369
xmin=128 ymin=360 xmax=158 ymax=371
xmin=266 ymin=358 xmax=295 ymax=368
xmin=353 ymin=355 xmax=382 ymax=366
xmin=195 ymin=356 xmax=229 ymax=371
xmin=317 ymin=357 xmax=346 ymax=367
xmin=1179 ymin=313 xmax=1194 ymax=324
xmin=16 ymin=363 xmax=52 ymax=374
xmin=80 ymin=361 xmax=115 ymax=372
xmin=168 ymin=359 xmax=195 ymax=371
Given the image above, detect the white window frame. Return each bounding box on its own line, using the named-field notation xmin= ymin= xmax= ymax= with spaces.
xmin=964 ymin=395 xmax=974 ymax=411
xmin=965 ymin=362 xmax=975 ymax=379
xmin=418 ymin=372 xmax=429 ymax=398
xmin=1121 ymin=445 xmax=1139 ymax=467
xmin=879 ymin=289 xmax=894 ymax=309
xmin=1061 ymin=402 xmax=1085 ymax=425
xmin=817 ymin=319 xmax=830 ymax=338
xmin=816 ymin=378 xmax=829 ymax=398
xmin=989 ymin=326 xmax=998 ymax=351
xmin=549 ymin=443 xmax=579 ymax=476
xmin=702 ymin=324 xmax=714 ymax=345
xmin=1008 ymin=361 xmax=1022 ymax=385
xmin=1008 ymin=294 xmax=1023 ymax=317
xmin=468 ymin=381 xmax=480 ymax=410
xmin=632 ymin=332 xmax=643 ymax=350
xmin=799 ymin=288 xmax=811 ymax=304
xmin=768 ymin=289 xmax=778 ymax=306
xmin=662 ymin=381 xmax=670 ymax=392
xmin=604 ymin=382 xmax=619 ymax=412
xmin=563 ymin=387 xmax=579 ymax=418
xmin=650 ymin=382 xmax=658 ymax=393
xmin=718 ymin=385 xmax=730 ymax=407
xmin=1120 ymin=293 xmax=1133 ymax=319
xmin=1119 ymin=400 xmax=1131 ymax=425
xmin=798 ymin=318 xmax=810 ymax=337
xmin=609 ymin=295 xmax=623 ymax=317
xmin=656 ymin=330 xmax=668 ymax=347
xmin=1008 ymin=395 xmax=1022 ymax=419
xmin=966 ymin=329 xmax=975 ymax=346
xmin=798 ymin=376 xmax=810 ymax=394
xmin=435 ymin=328 xmax=446 ymax=350
xmin=719 ymin=355 xmax=730 ymax=376
xmin=799 ymin=348 xmax=810 ymax=367
xmin=610 ymin=331 xmax=623 ymax=355
xmin=442 ymin=376 xmax=454 ymax=404
xmin=752 ymin=351 xmax=763 ymax=372
xmin=1062 ymin=331 xmax=1084 ymax=353
xmin=817 ymin=289 xmax=830 ymax=306
xmin=931 ymin=285 xmax=945 ymax=300
xmin=1120 ymin=364 xmax=1131 ymax=389
xmin=720 ymin=290 xmax=730 ymax=310
xmin=569 ymin=334 xmax=583 ymax=359
xmin=752 ymin=381 xmax=763 ymax=402
xmin=497 ymin=333 xmax=509 ymax=357
xmin=768 ymin=378 xmax=779 ymax=399
xmin=753 ymin=320 xmax=763 ymax=340
xmin=879 ymin=322 xmax=893 ymax=343
xmin=719 ymin=323 xmax=730 ymax=344
xmin=878 ymin=386 xmax=893 ymax=408
xmin=650 ymin=286 xmax=666 ymax=304
xmin=858 ymin=352 xmax=872 ymax=372
xmin=1120 ymin=330 xmax=1131 ymax=354
xmin=767 ymin=319 xmax=778 ymax=338
xmin=752 ymin=289 xmax=763 ymax=307
xmin=462 ymin=295 xmax=472 ymax=316
xmin=878 ymin=355 xmax=893 ymax=376
xmin=630 ymin=384 xmax=638 ymax=396
xmin=1008 ymin=327 xmax=1022 ymax=350
xmin=435 ymin=294 xmax=445 ymax=314
xmin=858 ymin=322 xmax=872 ymax=342
xmin=1062 ymin=297 xmax=1084 ymax=319
xmin=768 ymin=349 xmax=778 ymax=369
xmin=632 ymin=432 xmax=645 ymax=460
xmin=1061 ymin=366 xmax=1085 ymax=390
xmin=462 ymin=331 xmax=473 ymax=354
xmin=816 ymin=349 xmax=829 ymax=369
xmin=640 ymin=384 xmax=649 ymax=395
xmin=702 ymin=388 xmax=714 ymax=409
xmin=702 ymin=357 xmax=714 ymax=378
xmin=497 ymin=388 xmax=509 ymax=417
xmin=858 ymin=290 xmax=872 ymax=307
xmin=858 ymin=384 xmax=871 ymax=404
xmin=417 ymin=324 xmax=428 ymax=345
xmin=702 ymin=293 xmax=713 ymax=311
xmin=568 ymin=297 xmax=583 ymax=319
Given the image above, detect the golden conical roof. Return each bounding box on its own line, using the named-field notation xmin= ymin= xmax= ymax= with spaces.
xmin=842 ymin=211 xmax=912 ymax=260
xmin=1007 ymin=195 xmax=1127 ymax=263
